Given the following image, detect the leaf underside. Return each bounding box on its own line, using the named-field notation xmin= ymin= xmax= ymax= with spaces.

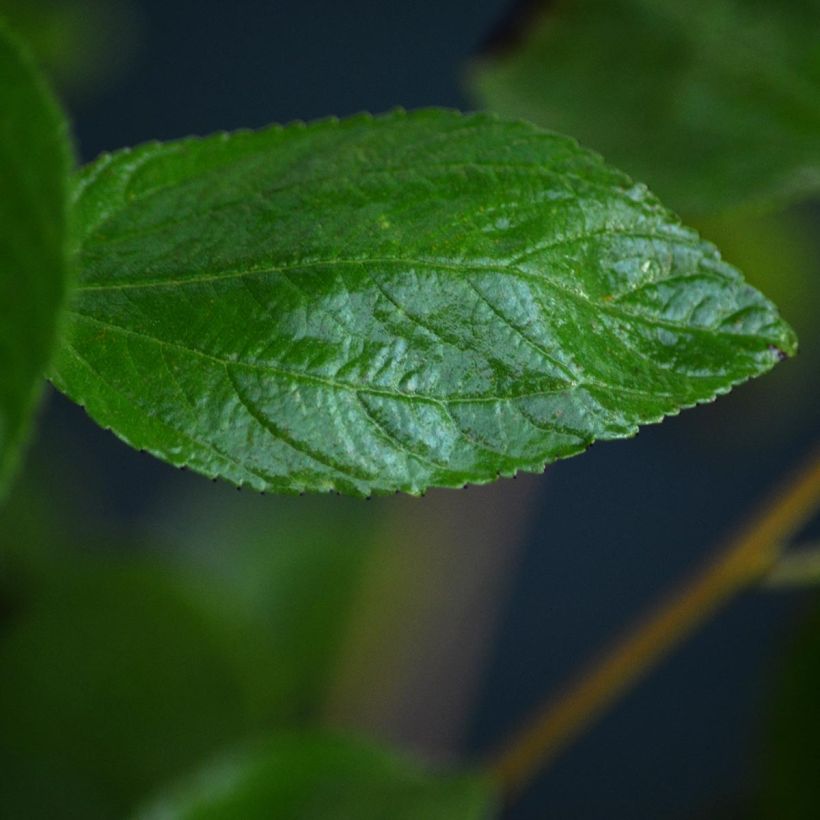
xmin=53 ymin=109 xmax=795 ymax=497
xmin=469 ymin=0 xmax=820 ymax=215
xmin=135 ymin=732 xmax=494 ymax=820
xmin=0 ymin=22 xmax=70 ymax=497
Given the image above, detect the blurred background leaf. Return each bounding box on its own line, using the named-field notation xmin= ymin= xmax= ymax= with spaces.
xmin=0 ymin=0 xmax=141 ymax=101
xmin=0 ymin=22 xmax=70 ymax=499
xmin=0 ymin=549 xmax=261 ymax=819
xmin=134 ymin=731 xmax=496 ymax=820
xmin=0 ymin=445 xmax=376 ymax=819
xmin=148 ymin=484 xmax=376 ymax=721
xmin=468 ymin=0 xmax=820 ymax=217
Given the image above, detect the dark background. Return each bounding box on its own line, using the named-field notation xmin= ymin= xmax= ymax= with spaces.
xmin=12 ymin=1 xmax=820 ymax=817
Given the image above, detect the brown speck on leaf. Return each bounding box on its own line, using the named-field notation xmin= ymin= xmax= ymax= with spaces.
xmin=768 ymin=344 xmax=789 ymax=362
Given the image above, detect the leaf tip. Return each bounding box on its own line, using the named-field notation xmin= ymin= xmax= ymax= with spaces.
xmin=768 ymin=343 xmax=791 ymax=363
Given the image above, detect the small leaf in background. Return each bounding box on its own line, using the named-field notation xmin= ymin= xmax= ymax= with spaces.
xmin=135 ymin=731 xmax=496 ymax=820
xmin=52 ymin=109 xmax=795 ymax=496
xmin=0 ymin=455 xmax=378 ymax=818
xmin=0 ymin=551 xmax=273 ymax=819
xmin=0 ymin=23 xmax=71 ymax=498
xmin=0 ymin=0 xmax=140 ymax=99
xmin=468 ymin=0 xmax=820 ymax=216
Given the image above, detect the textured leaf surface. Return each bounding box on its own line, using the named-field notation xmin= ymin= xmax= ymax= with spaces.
xmin=53 ymin=109 xmax=795 ymax=496
xmin=135 ymin=732 xmax=495 ymax=820
xmin=469 ymin=0 xmax=820 ymax=215
xmin=0 ymin=22 xmax=70 ymax=496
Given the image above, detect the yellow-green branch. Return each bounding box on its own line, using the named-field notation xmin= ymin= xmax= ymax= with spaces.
xmin=487 ymin=443 xmax=820 ymax=795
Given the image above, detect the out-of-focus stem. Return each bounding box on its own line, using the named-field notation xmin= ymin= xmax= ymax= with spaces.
xmin=487 ymin=443 xmax=820 ymax=796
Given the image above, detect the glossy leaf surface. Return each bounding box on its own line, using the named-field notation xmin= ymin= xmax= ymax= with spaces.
xmin=135 ymin=732 xmax=495 ymax=820
xmin=0 ymin=22 xmax=70 ymax=496
xmin=53 ymin=109 xmax=795 ymax=496
xmin=469 ymin=0 xmax=820 ymax=215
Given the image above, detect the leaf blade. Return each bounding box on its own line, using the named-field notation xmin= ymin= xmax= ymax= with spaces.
xmin=134 ymin=731 xmax=495 ymax=820
xmin=53 ymin=109 xmax=795 ymax=496
xmin=0 ymin=21 xmax=71 ymax=497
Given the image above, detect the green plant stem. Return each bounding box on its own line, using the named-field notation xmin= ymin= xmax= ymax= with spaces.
xmin=487 ymin=443 xmax=820 ymax=795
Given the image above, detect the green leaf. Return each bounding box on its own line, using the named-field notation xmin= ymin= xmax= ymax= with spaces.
xmin=0 ymin=0 xmax=140 ymax=99
xmin=0 ymin=551 xmax=275 ymax=819
xmin=134 ymin=732 xmax=495 ymax=820
xmin=0 ymin=22 xmax=71 ymax=497
xmin=683 ymin=209 xmax=820 ymax=447
xmin=0 ymin=488 xmax=376 ymax=818
xmin=52 ymin=109 xmax=795 ymax=496
xmin=468 ymin=0 xmax=820 ymax=215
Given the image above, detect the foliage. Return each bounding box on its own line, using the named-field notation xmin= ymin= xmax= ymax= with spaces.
xmin=0 ymin=513 xmax=375 ymax=819
xmin=0 ymin=5 xmax=812 ymax=819
xmin=135 ymin=732 xmax=494 ymax=820
xmin=0 ymin=0 xmax=139 ymax=97
xmin=469 ymin=0 xmax=820 ymax=216
xmin=0 ymin=551 xmax=263 ymax=819
xmin=0 ymin=22 xmax=71 ymax=496
xmin=52 ymin=110 xmax=794 ymax=496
